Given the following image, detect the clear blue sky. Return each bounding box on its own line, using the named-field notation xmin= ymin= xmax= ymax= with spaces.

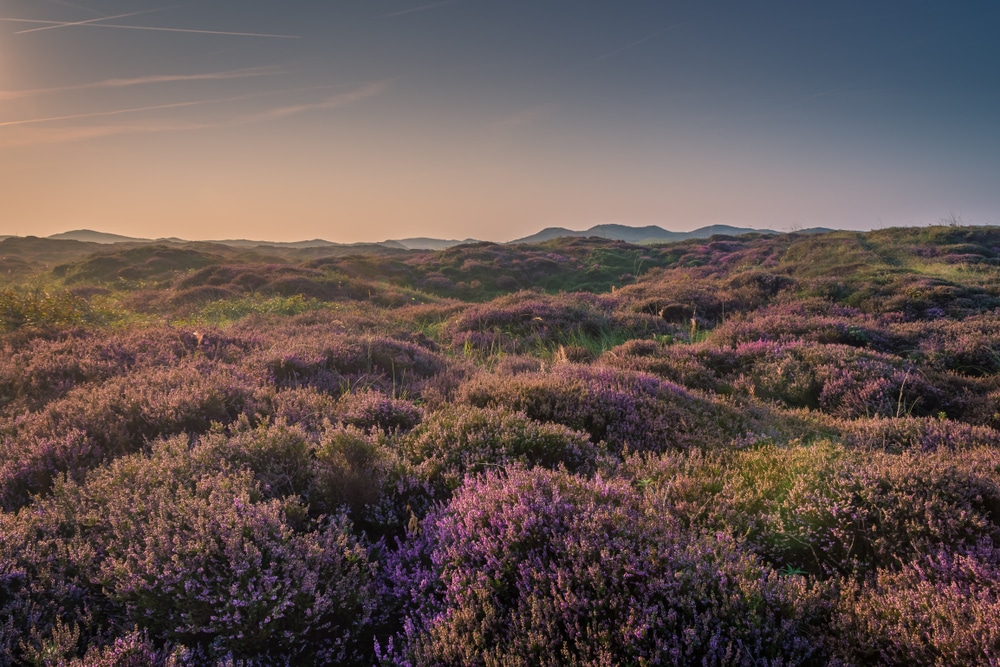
xmin=2 ymin=0 xmax=998 ymax=242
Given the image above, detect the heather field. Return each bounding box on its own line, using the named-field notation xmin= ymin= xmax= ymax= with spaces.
xmin=4 ymin=226 xmax=1000 ymax=665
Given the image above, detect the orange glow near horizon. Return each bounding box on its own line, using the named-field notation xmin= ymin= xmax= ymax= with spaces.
xmin=1 ymin=2 xmax=998 ymax=242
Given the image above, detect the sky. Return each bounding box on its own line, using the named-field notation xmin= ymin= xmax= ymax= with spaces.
xmin=1 ymin=0 xmax=998 ymax=243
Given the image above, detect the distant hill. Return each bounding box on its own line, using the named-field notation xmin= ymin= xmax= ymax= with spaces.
xmin=41 ymin=224 xmax=778 ymax=250
xmin=47 ymin=229 xmax=151 ymax=244
xmin=391 ymin=237 xmax=477 ymax=250
xmin=509 ymin=224 xmax=776 ymax=245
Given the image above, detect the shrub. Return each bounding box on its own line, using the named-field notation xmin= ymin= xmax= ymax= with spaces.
xmin=380 ymin=467 xmax=832 ymax=666
xmin=458 ymin=364 xmax=758 ymax=453
xmin=835 ymin=545 xmax=1000 ymax=665
xmin=398 ymin=405 xmax=598 ymax=497
xmin=336 ymin=391 xmax=423 ymax=434
xmin=0 ymin=364 xmax=261 ymax=510
xmin=691 ymin=444 xmax=1000 ymax=578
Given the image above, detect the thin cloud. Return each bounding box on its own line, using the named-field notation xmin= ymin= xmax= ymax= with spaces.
xmin=586 ymin=23 xmax=686 ymax=65
xmin=0 ymin=82 xmax=388 ymax=146
xmin=0 ymin=16 xmax=300 ymax=39
xmin=0 ymin=67 xmax=282 ymax=101
xmin=491 ymin=105 xmax=552 ymax=132
xmin=241 ymin=82 xmax=387 ymax=122
xmin=381 ymin=0 xmax=460 ymax=18
xmin=1 ymin=120 xmax=219 ymax=146
xmin=0 ymin=100 xmax=218 ymax=128
xmin=13 ymin=7 xmax=172 ymax=34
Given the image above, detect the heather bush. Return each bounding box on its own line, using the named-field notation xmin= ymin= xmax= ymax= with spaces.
xmin=380 ymin=467 xmax=832 ymax=666
xmin=101 ymin=476 xmax=375 ymax=664
xmin=252 ymin=332 xmax=448 ymax=396
xmin=398 ymin=405 xmax=598 ymax=497
xmin=267 ymin=386 xmax=339 ymax=432
xmin=0 ymin=364 xmax=261 ymax=510
xmin=15 ymin=438 xmax=383 ymax=665
xmin=190 ymin=419 xmax=314 ymax=501
xmin=336 ymin=390 xmax=423 ymax=434
xmin=0 ymin=501 xmax=106 ymax=664
xmin=458 ymin=364 xmax=763 ymax=453
xmin=309 ymin=425 xmax=401 ymax=521
xmin=835 ymin=544 xmax=1000 ymax=665
xmin=442 ymin=290 xmax=666 ymax=355
xmin=601 ymin=339 xmax=728 ymax=393
xmin=55 ymin=630 xmax=173 ymax=666
xmin=683 ymin=443 xmax=1000 ymax=578
xmin=709 ymin=300 xmax=891 ymax=350
xmin=897 ymin=314 xmax=1000 ymax=376
xmin=836 ymin=415 xmax=1000 ymax=453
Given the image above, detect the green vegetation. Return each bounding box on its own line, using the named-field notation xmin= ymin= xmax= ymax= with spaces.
xmin=2 ymin=225 xmax=1000 ymax=664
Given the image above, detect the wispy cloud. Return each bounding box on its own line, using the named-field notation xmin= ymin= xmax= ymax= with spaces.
xmin=0 ymin=67 xmax=282 ymax=101
xmin=586 ymin=23 xmax=686 ymax=65
xmin=381 ymin=0 xmax=461 ymax=18
xmin=0 ymin=100 xmax=218 ymax=128
xmin=0 ymin=15 xmax=300 ymax=38
xmin=240 ymin=82 xmax=387 ymax=122
xmin=12 ymin=7 xmax=171 ymax=34
xmin=0 ymin=82 xmax=389 ymax=146
xmin=491 ymin=105 xmax=552 ymax=132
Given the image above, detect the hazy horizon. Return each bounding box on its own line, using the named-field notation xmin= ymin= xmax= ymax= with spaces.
xmin=3 ymin=1 xmax=998 ymax=242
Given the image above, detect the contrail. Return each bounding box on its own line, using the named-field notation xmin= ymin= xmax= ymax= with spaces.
xmin=13 ymin=7 xmax=170 ymax=34
xmin=0 ymin=67 xmax=282 ymax=101
xmin=0 ymin=15 xmax=300 ymax=38
xmin=381 ymin=0 xmax=460 ymax=18
xmin=588 ymin=23 xmax=686 ymax=65
xmin=0 ymin=100 xmax=214 ymax=127
xmin=0 ymin=82 xmax=386 ymax=128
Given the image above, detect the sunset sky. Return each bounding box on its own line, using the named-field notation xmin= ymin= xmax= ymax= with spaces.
xmin=2 ymin=1 xmax=998 ymax=243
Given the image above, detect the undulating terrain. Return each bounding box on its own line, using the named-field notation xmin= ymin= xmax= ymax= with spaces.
xmin=2 ymin=226 xmax=1000 ymax=665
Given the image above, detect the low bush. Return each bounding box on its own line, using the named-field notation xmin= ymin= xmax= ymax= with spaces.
xmin=380 ymin=467 xmax=833 ymax=666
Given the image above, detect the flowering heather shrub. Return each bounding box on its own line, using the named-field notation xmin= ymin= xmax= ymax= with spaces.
xmin=100 ymin=475 xmax=376 ymax=664
xmin=489 ymin=354 xmax=544 ymax=376
xmin=380 ymin=467 xmax=832 ymax=666
xmin=696 ymin=444 xmax=1000 ymax=578
xmin=0 ymin=326 xmax=261 ymax=416
xmin=0 ymin=499 xmax=106 ymax=664
xmin=617 ymin=270 xmax=795 ymax=325
xmin=190 ymin=419 xmax=314 ymax=501
xmin=442 ymin=290 xmax=667 ymax=354
xmin=894 ymin=314 xmax=1000 ymax=376
xmin=458 ymin=363 xmax=763 ymax=453
xmin=4 ymin=438 xmax=382 ymax=666
xmin=609 ymin=337 xmax=943 ymax=419
xmin=337 ymin=390 xmax=423 ymax=434
xmin=709 ymin=300 xmax=891 ymax=350
xmin=0 ymin=363 xmax=262 ymax=510
xmin=601 ymin=339 xmax=728 ymax=392
xmin=309 ymin=425 xmax=401 ymax=520
xmin=267 ymin=386 xmax=338 ymax=432
xmin=616 ymin=276 xmax=728 ymax=322
xmin=398 ymin=406 xmax=598 ymax=497
xmin=251 ymin=331 xmax=449 ymax=396
xmin=835 ymin=544 xmax=1000 ymax=665
xmin=56 ymin=630 xmax=173 ymax=667
xmin=836 ymin=415 xmax=1000 ymax=453
xmin=413 ymin=362 xmax=474 ymax=412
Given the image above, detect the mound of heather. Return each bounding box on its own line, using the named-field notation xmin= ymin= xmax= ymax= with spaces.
xmin=457 ymin=364 xmax=771 ymax=452
xmin=380 ymin=467 xmax=832 ymax=666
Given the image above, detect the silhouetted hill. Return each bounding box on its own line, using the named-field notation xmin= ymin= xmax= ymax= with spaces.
xmin=392 ymin=237 xmax=476 ymax=250
xmin=510 ymin=224 xmax=776 ymax=244
xmin=47 ymin=230 xmax=151 ymax=244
